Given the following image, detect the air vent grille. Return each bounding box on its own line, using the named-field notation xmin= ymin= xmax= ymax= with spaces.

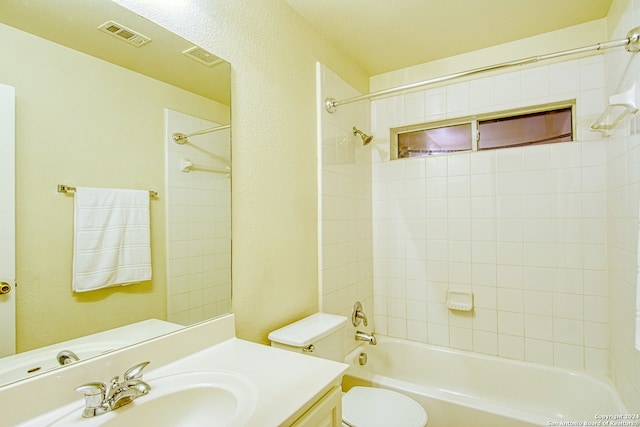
xmin=98 ymin=21 xmax=151 ymax=47
xmin=182 ymin=46 xmax=223 ymax=67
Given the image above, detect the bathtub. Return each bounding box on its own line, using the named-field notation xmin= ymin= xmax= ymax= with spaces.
xmin=343 ymin=337 xmax=628 ymax=427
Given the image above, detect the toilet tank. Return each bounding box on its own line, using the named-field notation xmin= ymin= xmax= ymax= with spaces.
xmin=268 ymin=313 xmax=348 ymax=362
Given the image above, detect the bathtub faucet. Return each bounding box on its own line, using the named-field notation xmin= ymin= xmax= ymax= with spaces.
xmin=355 ymin=330 xmax=377 ymax=345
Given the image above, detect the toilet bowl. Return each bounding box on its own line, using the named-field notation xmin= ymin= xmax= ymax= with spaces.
xmin=268 ymin=312 xmax=428 ymax=427
xmin=342 ymin=386 xmax=427 ymax=427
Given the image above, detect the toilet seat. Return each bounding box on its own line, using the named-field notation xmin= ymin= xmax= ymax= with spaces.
xmin=342 ymin=386 xmax=427 ymax=427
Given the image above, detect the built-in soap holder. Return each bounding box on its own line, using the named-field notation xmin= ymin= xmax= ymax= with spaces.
xmin=446 ymin=290 xmax=474 ymax=312
xmin=590 ymin=83 xmax=639 ymax=135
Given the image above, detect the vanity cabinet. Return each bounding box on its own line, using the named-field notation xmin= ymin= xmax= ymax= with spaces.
xmin=290 ymin=385 xmax=342 ymax=427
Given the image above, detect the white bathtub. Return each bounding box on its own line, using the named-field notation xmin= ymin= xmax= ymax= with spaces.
xmin=343 ymin=337 xmax=627 ymax=427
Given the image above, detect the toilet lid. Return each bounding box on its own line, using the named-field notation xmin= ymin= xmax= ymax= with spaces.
xmin=342 ymin=387 xmax=427 ymax=427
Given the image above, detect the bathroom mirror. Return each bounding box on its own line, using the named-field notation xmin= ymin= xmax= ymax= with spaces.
xmin=0 ymin=0 xmax=231 ymax=386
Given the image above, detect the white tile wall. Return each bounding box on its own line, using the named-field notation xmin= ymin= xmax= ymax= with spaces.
xmin=164 ymin=109 xmax=231 ymax=325
xmin=371 ymin=51 xmax=611 ymax=374
xmin=318 ymin=64 xmax=374 ymax=354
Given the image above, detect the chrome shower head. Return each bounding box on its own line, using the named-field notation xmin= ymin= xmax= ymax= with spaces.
xmin=353 ymin=127 xmax=373 ymax=145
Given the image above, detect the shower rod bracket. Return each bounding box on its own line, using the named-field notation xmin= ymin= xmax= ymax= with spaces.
xmin=171 ymin=124 xmax=231 ymax=144
xmin=325 ymin=97 xmax=338 ymax=113
xmin=324 ymin=26 xmax=640 ymax=113
xmin=172 ymin=133 xmax=189 ymax=144
xmin=626 ymin=26 xmax=640 ymax=53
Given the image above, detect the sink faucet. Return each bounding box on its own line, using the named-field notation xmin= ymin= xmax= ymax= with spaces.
xmin=355 ymin=330 xmax=377 ymax=345
xmin=57 ymin=350 xmax=80 ymax=366
xmin=75 ymin=361 xmax=151 ymax=417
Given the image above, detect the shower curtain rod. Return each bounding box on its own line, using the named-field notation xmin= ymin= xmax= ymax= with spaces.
xmin=324 ymin=26 xmax=640 ymax=113
xmin=172 ymin=124 xmax=230 ymax=144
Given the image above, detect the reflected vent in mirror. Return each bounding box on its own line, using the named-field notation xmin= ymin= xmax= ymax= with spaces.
xmin=182 ymin=46 xmax=224 ymax=67
xmin=98 ymin=21 xmax=151 ymax=47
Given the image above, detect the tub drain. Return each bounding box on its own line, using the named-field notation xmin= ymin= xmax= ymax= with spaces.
xmin=358 ymin=352 xmax=367 ymax=366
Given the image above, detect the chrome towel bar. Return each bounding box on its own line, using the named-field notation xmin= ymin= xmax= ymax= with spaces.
xmin=57 ymin=185 xmax=158 ymax=198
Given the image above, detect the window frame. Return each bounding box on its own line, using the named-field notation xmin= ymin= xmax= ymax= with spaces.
xmin=391 ymin=100 xmax=576 ymax=160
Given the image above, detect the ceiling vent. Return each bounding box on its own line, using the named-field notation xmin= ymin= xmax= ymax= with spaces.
xmin=182 ymin=46 xmax=223 ymax=67
xmin=98 ymin=21 xmax=151 ymax=47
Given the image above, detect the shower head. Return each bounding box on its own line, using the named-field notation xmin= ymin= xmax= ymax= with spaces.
xmin=353 ymin=127 xmax=373 ymax=145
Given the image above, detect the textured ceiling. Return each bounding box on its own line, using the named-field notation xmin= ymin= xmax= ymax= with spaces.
xmin=0 ymin=0 xmax=231 ymax=105
xmin=285 ymin=0 xmax=614 ymax=75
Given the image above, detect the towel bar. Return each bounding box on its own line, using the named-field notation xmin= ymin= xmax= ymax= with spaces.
xmin=57 ymin=185 xmax=158 ymax=198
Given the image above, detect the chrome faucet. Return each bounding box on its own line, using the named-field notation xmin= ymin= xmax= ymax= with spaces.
xmin=75 ymin=361 xmax=151 ymax=417
xmin=57 ymin=350 xmax=80 ymax=366
xmin=355 ymin=330 xmax=377 ymax=345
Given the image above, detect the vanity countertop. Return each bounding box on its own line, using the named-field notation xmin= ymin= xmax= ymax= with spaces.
xmin=1 ymin=314 xmax=347 ymax=427
xmin=145 ymin=337 xmax=347 ymax=426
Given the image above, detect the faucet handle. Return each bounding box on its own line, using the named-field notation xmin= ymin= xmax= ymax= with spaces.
xmin=75 ymin=382 xmax=106 ymax=418
xmin=352 ymin=301 xmax=368 ymax=327
xmin=356 ymin=310 xmax=368 ymax=326
xmin=124 ymin=361 xmax=150 ymax=381
xmin=76 ymin=382 xmax=106 ymax=396
xmin=109 ymin=375 xmax=120 ymax=390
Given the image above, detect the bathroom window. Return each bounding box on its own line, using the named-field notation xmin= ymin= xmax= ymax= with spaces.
xmin=392 ymin=101 xmax=574 ymax=159
xmin=478 ymin=108 xmax=572 ymax=150
xmin=397 ymin=122 xmax=472 ymax=157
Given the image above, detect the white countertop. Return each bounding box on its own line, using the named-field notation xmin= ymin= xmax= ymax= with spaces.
xmin=0 ymin=315 xmax=348 ymax=427
xmin=145 ymin=338 xmax=347 ymax=426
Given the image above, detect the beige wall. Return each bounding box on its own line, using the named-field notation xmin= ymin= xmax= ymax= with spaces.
xmin=113 ymin=0 xmax=369 ymax=343
xmin=371 ymin=19 xmax=608 ymax=92
xmin=1 ymin=23 xmax=228 ymax=351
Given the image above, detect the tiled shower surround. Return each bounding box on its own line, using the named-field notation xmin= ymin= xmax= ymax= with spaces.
xmin=164 ymin=109 xmax=231 ymax=325
xmin=319 ymin=0 xmax=640 ymax=410
xmin=369 ymin=52 xmax=618 ymax=374
xmin=372 ymin=139 xmax=608 ymax=372
xmin=318 ymin=64 xmax=374 ymax=345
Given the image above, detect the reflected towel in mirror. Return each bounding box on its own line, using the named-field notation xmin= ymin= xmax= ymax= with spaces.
xmin=72 ymin=187 xmax=152 ymax=292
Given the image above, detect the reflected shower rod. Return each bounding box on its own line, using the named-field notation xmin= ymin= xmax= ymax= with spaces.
xmin=325 ymin=26 xmax=640 ymax=113
xmin=172 ymin=124 xmax=231 ymax=144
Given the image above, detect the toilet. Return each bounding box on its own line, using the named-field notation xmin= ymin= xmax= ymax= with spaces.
xmin=268 ymin=313 xmax=428 ymax=427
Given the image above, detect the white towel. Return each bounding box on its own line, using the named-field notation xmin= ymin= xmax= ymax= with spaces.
xmin=72 ymin=187 xmax=152 ymax=292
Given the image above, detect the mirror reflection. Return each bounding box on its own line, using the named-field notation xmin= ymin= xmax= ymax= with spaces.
xmin=0 ymin=0 xmax=231 ymax=386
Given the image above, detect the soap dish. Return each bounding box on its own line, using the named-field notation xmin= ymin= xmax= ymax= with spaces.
xmin=447 ymin=290 xmax=474 ymax=312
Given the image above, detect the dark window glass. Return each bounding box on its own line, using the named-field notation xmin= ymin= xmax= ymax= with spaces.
xmin=478 ymin=108 xmax=572 ymax=150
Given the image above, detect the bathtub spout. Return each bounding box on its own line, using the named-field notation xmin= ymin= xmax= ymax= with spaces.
xmin=355 ymin=331 xmax=377 ymax=345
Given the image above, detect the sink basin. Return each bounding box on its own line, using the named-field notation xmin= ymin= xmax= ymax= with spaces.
xmin=46 ymin=370 xmax=258 ymax=427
